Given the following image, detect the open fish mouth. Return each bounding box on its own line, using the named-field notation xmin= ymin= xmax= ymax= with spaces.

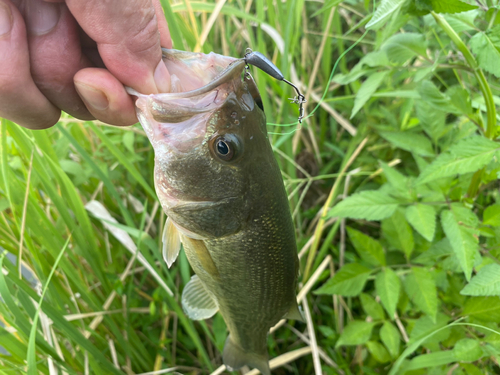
xmin=126 ymin=49 xmax=247 ymax=155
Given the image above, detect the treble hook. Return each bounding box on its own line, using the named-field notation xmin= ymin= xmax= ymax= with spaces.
xmin=243 ymin=48 xmax=306 ymax=123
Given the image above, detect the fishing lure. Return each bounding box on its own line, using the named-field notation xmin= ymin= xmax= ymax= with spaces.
xmin=243 ymin=48 xmax=306 ymax=123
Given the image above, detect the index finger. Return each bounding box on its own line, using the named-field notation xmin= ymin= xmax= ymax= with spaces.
xmin=66 ymin=0 xmax=171 ymax=94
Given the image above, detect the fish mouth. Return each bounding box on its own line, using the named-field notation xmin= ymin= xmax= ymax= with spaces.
xmin=127 ymin=49 xmax=246 ymax=124
xmin=127 ymin=49 xmax=247 ymax=154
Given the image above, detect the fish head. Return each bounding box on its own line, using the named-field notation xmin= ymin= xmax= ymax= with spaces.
xmin=130 ymin=50 xmax=269 ymax=238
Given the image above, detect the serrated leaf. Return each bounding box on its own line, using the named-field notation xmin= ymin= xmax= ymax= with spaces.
xmin=360 ymin=293 xmax=386 ymax=320
xmin=380 ymin=161 xmax=408 ymax=190
xmin=404 ymin=267 xmax=438 ymax=321
xmin=484 ymin=204 xmax=500 ymax=226
xmin=382 ymin=33 xmax=428 ymax=64
xmin=417 ymin=136 xmax=499 ymax=185
xmin=329 ymin=190 xmax=400 ymax=221
xmin=315 ymin=263 xmax=372 ymax=296
xmin=470 ymin=26 xmax=500 ymax=78
xmin=366 ymin=0 xmax=407 ymax=29
xmin=444 ymin=10 xmax=479 ymax=32
xmin=416 ymin=101 xmax=446 ymax=142
xmin=448 ymin=85 xmax=473 ymax=116
xmin=336 ymin=320 xmax=376 ymax=347
xmin=419 ymin=80 xmax=457 ymax=113
xmin=463 ymin=297 xmax=500 ymax=321
xmin=347 ymin=227 xmax=386 ymax=266
xmin=382 ymin=209 xmax=414 ymax=258
xmin=441 ymin=206 xmax=479 ymax=281
xmin=379 ymin=131 xmax=434 ymax=157
xmin=413 ymin=238 xmax=454 ymax=265
xmin=366 ymin=341 xmax=391 ymax=363
xmin=380 ymin=321 xmax=400 ymax=358
xmin=461 ymin=264 xmax=500 ymax=296
xmin=351 ymin=71 xmax=388 ymax=118
xmin=453 ymin=339 xmax=483 ymax=362
xmin=405 ymin=204 xmax=436 ymax=242
xmin=375 ymin=268 xmax=401 ymax=318
xmin=409 ymin=313 xmax=450 ymax=344
xmin=430 ymin=0 xmax=477 ymax=14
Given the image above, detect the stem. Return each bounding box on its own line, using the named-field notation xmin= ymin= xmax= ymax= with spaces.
xmin=431 ymin=12 xmax=497 ymax=139
xmin=302 ymin=137 xmax=368 ymax=281
xmin=432 ymin=12 xmax=497 ymax=200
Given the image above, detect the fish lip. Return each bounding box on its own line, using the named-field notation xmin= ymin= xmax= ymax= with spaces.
xmin=125 ymin=58 xmax=246 ymax=100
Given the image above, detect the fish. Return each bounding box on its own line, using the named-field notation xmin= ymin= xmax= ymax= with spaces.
xmin=127 ymin=49 xmax=302 ymax=375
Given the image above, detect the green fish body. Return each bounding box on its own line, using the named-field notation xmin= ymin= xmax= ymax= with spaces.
xmin=129 ymin=50 xmax=301 ymax=375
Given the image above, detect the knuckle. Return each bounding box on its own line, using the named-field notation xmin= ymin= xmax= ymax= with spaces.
xmin=126 ymin=7 xmax=161 ymax=57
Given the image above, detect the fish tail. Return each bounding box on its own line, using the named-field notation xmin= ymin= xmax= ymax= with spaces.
xmin=223 ymin=335 xmax=270 ymax=375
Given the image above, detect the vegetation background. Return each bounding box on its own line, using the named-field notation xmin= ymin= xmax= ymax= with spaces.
xmin=2 ymin=0 xmax=500 ymax=374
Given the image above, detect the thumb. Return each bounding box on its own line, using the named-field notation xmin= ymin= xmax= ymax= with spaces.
xmin=66 ymin=0 xmax=170 ymax=94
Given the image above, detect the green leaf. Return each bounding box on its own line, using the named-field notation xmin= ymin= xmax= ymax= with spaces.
xmin=418 ymin=80 xmax=457 ymax=113
xmin=453 ymin=338 xmax=483 ymax=362
xmin=429 ymin=0 xmax=477 ymax=14
xmin=413 ymin=238 xmax=454 ymax=265
xmin=461 ymin=264 xmax=500 ymax=296
xmin=416 ymin=101 xmax=446 ymax=142
xmin=382 ymin=33 xmax=428 ymax=64
xmin=382 ymin=209 xmax=415 ymax=258
xmin=329 ymin=190 xmax=400 ymax=221
xmin=405 ymin=204 xmax=436 ymax=242
xmin=470 ymin=26 xmax=500 ymax=78
xmin=335 ymin=320 xmax=376 ymax=347
xmin=379 ymin=131 xmax=434 ymax=157
xmin=380 ymin=321 xmax=400 ymax=358
xmin=441 ymin=206 xmax=479 ymax=281
xmin=405 ymin=350 xmax=457 ymax=370
xmin=417 ymin=136 xmax=499 ymax=185
xmin=0 ymin=198 xmax=9 ymax=212
xmin=360 ymin=293 xmax=386 ymax=320
xmin=366 ymin=0 xmax=407 ymax=29
xmin=366 ymin=341 xmax=391 ymax=363
xmin=484 ymin=204 xmax=500 ymax=226
xmin=351 ymin=71 xmax=389 ymax=118
xmin=460 ymin=363 xmax=484 ymax=375
xmin=315 ymin=263 xmax=372 ymax=296
xmin=409 ymin=313 xmax=450 ymax=344
xmin=404 ymin=267 xmax=438 ymax=321
xmin=347 ymin=227 xmax=386 ymax=266
xmin=375 ymin=268 xmax=401 ymax=318
xmin=27 ymin=238 xmax=70 ymax=375
xmin=463 ymin=297 xmax=500 ymax=322
xmin=380 ymin=162 xmax=408 ymax=191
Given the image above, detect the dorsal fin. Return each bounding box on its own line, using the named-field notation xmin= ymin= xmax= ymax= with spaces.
xmin=162 ymin=217 xmax=181 ymax=268
xmin=182 ymin=275 xmax=219 ymax=320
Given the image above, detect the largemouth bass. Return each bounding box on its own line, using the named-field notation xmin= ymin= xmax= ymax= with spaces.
xmin=128 ymin=49 xmax=302 ymax=375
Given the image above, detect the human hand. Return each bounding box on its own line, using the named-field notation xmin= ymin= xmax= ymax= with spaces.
xmin=0 ymin=0 xmax=172 ymax=129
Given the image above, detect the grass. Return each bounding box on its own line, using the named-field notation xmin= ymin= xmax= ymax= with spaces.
xmin=2 ymin=0 xmax=500 ymax=374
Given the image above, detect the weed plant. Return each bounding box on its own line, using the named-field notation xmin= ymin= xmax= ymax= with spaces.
xmin=2 ymin=0 xmax=500 ymax=374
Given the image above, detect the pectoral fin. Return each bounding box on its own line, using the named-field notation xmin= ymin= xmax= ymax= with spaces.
xmin=285 ymin=301 xmax=305 ymax=322
xmin=162 ymin=217 xmax=181 ymax=268
xmin=182 ymin=275 xmax=218 ymax=320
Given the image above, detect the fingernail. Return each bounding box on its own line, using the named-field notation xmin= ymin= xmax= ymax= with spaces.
xmin=154 ymin=60 xmax=171 ymax=93
xmin=0 ymin=2 xmax=13 ymax=36
xmin=26 ymin=0 xmax=60 ymax=36
xmin=75 ymin=82 xmax=109 ymax=111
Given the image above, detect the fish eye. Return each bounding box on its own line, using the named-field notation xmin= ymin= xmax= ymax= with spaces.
xmin=211 ymin=134 xmax=240 ymax=162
